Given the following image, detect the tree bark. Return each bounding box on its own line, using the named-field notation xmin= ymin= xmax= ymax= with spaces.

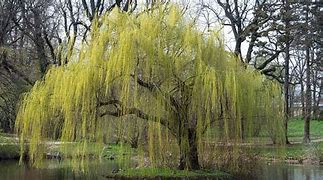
xmin=283 ymin=0 xmax=291 ymax=144
xmin=33 ymin=9 xmax=48 ymax=75
xmin=178 ymin=128 xmax=200 ymax=170
xmin=304 ymin=0 xmax=311 ymax=144
xmin=301 ymin=80 xmax=305 ymax=118
xmin=314 ymin=79 xmax=322 ymax=119
xmin=304 ymin=56 xmax=311 ymax=143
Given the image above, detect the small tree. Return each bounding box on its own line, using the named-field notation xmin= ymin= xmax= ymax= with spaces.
xmin=16 ymin=6 xmax=284 ymax=170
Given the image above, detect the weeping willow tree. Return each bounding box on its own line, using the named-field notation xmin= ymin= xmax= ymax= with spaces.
xmin=16 ymin=6 xmax=284 ymax=171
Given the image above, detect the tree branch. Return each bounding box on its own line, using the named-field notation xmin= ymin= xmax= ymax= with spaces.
xmin=82 ymin=0 xmax=92 ymax=21
xmin=0 ymin=51 xmax=33 ymax=85
xmin=262 ymin=71 xmax=284 ymax=84
xmin=131 ymin=74 xmax=179 ymax=113
xmin=256 ymin=50 xmax=283 ymax=70
xmin=99 ymin=99 xmax=174 ymax=135
xmin=132 ymin=74 xmax=158 ymax=91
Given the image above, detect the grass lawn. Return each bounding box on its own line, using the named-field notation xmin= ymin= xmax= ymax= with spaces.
xmin=106 ymin=167 xmax=232 ymax=179
xmin=0 ymin=133 xmax=20 ymax=160
xmin=47 ymin=142 xmax=136 ymax=160
xmin=288 ymin=119 xmax=323 ymax=137
xmin=0 ymin=133 xmax=18 ymax=143
xmin=253 ymin=141 xmax=323 ymax=161
xmin=252 ymin=119 xmax=323 ymax=162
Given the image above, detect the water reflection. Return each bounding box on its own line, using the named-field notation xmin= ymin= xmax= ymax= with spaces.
xmin=0 ymin=160 xmax=323 ymax=180
xmin=0 ymin=160 xmax=119 ymax=180
xmin=257 ymin=163 xmax=323 ymax=180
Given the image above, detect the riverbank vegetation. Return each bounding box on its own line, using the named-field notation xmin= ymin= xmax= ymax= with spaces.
xmin=105 ymin=167 xmax=232 ymax=179
xmin=2 ymin=120 xmax=323 ymax=162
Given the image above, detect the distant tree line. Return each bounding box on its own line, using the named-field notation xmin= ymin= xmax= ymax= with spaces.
xmin=0 ymin=0 xmax=142 ymax=132
xmin=197 ymin=0 xmax=322 ymax=143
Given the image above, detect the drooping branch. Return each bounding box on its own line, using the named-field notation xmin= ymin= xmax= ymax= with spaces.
xmin=99 ymin=100 xmax=165 ymax=123
xmin=99 ymin=99 xmax=170 ymax=128
xmin=99 ymin=99 xmax=176 ymax=135
xmin=131 ymin=74 xmax=179 ymax=113
xmin=99 ymin=99 xmax=123 ymax=107
xmin=132 ymin=74 xmax=159 ymax=91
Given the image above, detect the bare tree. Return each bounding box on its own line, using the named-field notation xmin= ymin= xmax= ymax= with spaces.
xmin=200 ymin=0 xmax=285 ymax=77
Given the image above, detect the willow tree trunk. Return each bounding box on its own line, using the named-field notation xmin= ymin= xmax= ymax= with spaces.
xmin=175 ymin=111 xmax=200 ymax=170
xmin=178 ymin=128 xmax=200 ymax=170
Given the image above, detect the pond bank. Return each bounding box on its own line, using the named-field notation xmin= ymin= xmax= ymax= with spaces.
xmin=253 ymin=141 xmax=323 ymax=166
xmin=0 ymin=144 xmax=20 ymax=160
xmin=1 ymin=141 xmax=323 ymax=166
xmin=1 ymin=159 xmax=323 ymax=180
xmin=0 ymin=133 xmax=20 ymax=160
xmin=105 ymin=168 xmax=232 ymax=180
xmin=2 ymin=132 xmax=323 ymax=180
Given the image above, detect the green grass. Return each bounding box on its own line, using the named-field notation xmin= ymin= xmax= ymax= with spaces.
xmin=288 ymin=119 xmax=323 ymax=138
xmin=252 ymin=141 xmax=323 ymax=163
xmin=250 ymin=119 xmax=323 ymax=162
xmin=0 ymin=132 xmax=136 ymax=161
xmin=109 ymin=167 xmax=232 ymax=179
xmin=0 ymin=133 xmax=20 ymax=160
xmin=0 ymin=144 xmax=20 ymax=160
xmin=0 ymin=133 xmax=18 ymax=143
xmin=48 ymin=142 xmax=135 ymax=160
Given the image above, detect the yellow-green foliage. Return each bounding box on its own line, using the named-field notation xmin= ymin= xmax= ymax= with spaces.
xmin=15 ymin=6 xmax=284 ymax=170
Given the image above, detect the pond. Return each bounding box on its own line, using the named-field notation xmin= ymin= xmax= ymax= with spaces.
xmin=0 ymin=160 xmax=323 ymax=180
xmin=256 ymin=163 xmax=323 ymax=180
xmin=0 ymin=160 xmax=120 ymax=180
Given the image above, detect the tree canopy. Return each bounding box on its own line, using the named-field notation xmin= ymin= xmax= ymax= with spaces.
xmin=16 ymin=6 xmax=284 ymax=170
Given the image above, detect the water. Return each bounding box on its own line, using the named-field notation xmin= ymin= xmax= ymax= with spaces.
xmin=0 ymin=160 xmax=323 ymax=180
xmin=0 ymin=160 xmax=120 ymax=180
xmin=255 ymin=163 xmax=323 ymax=180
